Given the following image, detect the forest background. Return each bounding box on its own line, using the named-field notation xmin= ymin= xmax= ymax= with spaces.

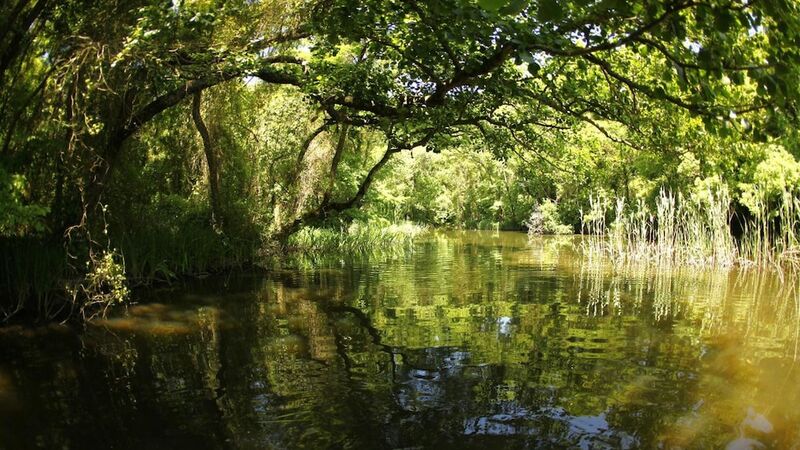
xmin=1 ymin=0 xmax=799 ymax=320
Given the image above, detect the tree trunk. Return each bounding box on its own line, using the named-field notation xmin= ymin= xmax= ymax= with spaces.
xmin=323 ymin=123 xmax=350 ymax=204
xmin=274 ymin=144 xmax=399 ymax=242
xmin=192 ymin=91 xmax=223 ymax=228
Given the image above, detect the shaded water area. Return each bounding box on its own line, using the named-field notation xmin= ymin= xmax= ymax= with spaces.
xmin=2 ymin=231 xmax=800 ymax=449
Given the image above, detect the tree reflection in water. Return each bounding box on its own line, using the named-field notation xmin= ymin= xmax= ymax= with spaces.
xmin=1 ymin=231 xmax=799 ymax=449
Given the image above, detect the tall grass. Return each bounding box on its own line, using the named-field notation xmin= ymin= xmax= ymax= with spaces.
xmin=111 ymin=197 xmax=262 ymax=285
xmin=739 ymin=189 xmax=800 ymax=270
xmin=581 ymin=185 xmax=800 ymax=269
xmin=0 ymin=238 xmax=70 ymax=321
xmin=287 ymin=221 xmax=426 ymax=256
xmin=117 ymin=224 xmax=257 ymax=284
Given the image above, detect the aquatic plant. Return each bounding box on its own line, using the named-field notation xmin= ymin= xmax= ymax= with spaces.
xmin=288 ymin=221 xmax=426 ymax=255
xmin=581 ymin=183 xmax=800 ymax=270
xmin=0 ymin=238 xmax=68 ymax=322
xmin=580 ymin=186 xmax=750 ymax=268
xmin=739 ymin=188 xmax=800 ymax=270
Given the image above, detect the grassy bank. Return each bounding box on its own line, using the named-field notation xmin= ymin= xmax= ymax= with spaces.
xmin=0 ymin=230 xmax=258 ymax=323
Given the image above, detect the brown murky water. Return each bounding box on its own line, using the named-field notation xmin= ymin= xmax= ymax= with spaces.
xmin=1 ymin=231 xmax=799 ymax=449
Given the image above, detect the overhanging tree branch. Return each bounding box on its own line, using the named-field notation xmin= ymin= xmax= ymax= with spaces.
xmin=581 ymin=53 xmax=773 ymax=116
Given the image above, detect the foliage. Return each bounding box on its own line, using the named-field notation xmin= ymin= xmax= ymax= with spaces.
xmin=364 ymin=147 xmax=537 ymax=229
xmin=70 ymin=249 xmax=130 ymax=320
xmin=0 ymin=168 xmax=48 ymax=237
xmin=2 ymin=0 xmax=800 ymax=319
xmin=526 ymin=200 xmax=572 ymax=236
xmin=288 ymin=220 xmax=426 ymax=255
xmin=738 ymin=145 xmax=800 ymax=214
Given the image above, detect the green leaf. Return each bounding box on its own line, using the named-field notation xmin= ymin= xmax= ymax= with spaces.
xmin=500 ymin=0 xmax=527 ymax=15
xmin=537 ymin=0 xmax=562 ymax=21
xmin=653 ymin=86 xmax=667 ymax=99
xmin=714 ymin=9 xmax=737 ymax=33
xmin=697 ymin=47 xmax=714 ymax=68
xmin=729 ymin=71 xmax=745 ymax=85
xmin=670 ymin=19 xmax=687 ymax=41
xmin=477 ymin=0 xmax=506 ymax=12
xmin=519 ymin=51 xmax=535 ymax=64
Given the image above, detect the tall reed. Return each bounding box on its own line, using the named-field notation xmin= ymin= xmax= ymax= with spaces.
xmin=582 ymin=184 xmax=800 ymax=269
xmin=0 ymin=238 xmax=70 ymax=321
xmin=739 ymin=189 xmax=800 ymax=270
xmin=288 ymin=221 xmax=426 ymax=255
xmin=581 ymin=186 xmax=741 ymax=267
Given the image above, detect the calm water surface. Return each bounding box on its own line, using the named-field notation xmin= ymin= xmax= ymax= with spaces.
xmin=1 ymin=231 xmax=800 ymax=449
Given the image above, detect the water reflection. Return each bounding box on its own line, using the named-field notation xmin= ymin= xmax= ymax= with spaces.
xmin=1 ymin=231 xmax=799 ymax=448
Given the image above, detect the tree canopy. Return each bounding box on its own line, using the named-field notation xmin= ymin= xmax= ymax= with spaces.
xmin=2 ymin=0 xmax=800 ymax=317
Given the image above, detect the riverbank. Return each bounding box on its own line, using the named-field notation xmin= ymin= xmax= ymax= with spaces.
xmin=0 ymin=220 xmax=428 ymax=323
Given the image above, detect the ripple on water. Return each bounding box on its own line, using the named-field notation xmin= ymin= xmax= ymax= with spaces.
xmin=269 ymin=334 xmax=308 ymax=355
xmin=93 ymin=302 xmax=230 ymax=338
xmin=3 ymin=232 xmax=800 ymax=449
xmin=93 ymin=317 xmax=193 ymax=335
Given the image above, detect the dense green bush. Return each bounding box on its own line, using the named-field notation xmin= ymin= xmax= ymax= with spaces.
xmin=526 ymin=200 xmax=573 ymax=236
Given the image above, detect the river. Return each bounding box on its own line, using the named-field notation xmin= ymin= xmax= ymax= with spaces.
xmin=1 ymin=231 xmax=799 ymax=448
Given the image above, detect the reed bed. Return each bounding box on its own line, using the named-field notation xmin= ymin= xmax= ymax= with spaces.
xmin=738 ymin=190 xmax=800 ymax=270
xmin=581 ymin=186 xmax=800 ymax=270
xmin=0 ymin=238 xmax=70 ymax=321
xmin=288 ymin=221 xmax=427 ymax=255
xmin=117 ymin=224 xmax=256 ymax=284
